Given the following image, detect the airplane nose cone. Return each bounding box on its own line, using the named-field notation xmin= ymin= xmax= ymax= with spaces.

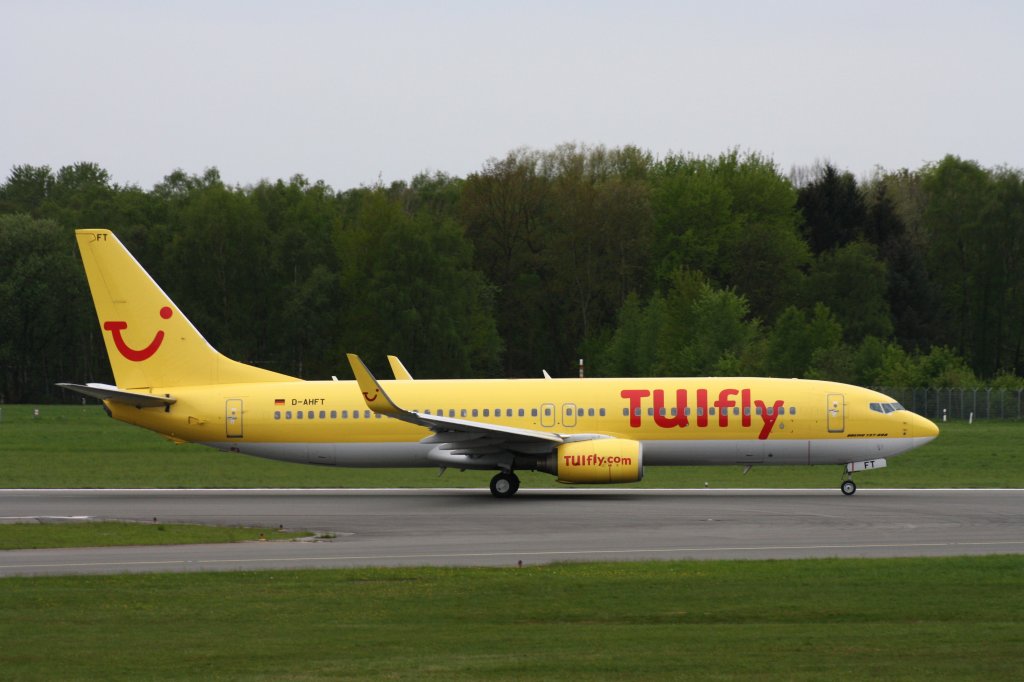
xmin=913 ymin=413 xmax=940 ymax=440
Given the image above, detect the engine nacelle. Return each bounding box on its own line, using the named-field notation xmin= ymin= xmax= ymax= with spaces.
xmin=537 ymin=439 xmax=643 ymax=484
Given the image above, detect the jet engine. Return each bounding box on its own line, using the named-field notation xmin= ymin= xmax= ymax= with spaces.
xmin=536 ymin=438 xmax=643 ymax=484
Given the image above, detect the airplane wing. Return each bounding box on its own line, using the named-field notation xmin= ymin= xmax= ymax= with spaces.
xmin=346 ymin=354 xmax=563 ymax=458
xmin=57 ymin=382 xmax=176 ymax=408
xmin=387 ymin=355 xmax=414 ymax=380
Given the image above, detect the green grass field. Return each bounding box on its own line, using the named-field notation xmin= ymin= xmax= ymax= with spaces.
xmin=0 ymin=521 xmax=311 ymax=550
xmin=0 ymin=404 xmax=1020 ymax=489
xmin=2 ymin=556 xmax=1022 ymax=680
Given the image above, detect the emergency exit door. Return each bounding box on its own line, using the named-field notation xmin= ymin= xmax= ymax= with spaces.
xmin=226 ymin=399 xmax=243 ymax=438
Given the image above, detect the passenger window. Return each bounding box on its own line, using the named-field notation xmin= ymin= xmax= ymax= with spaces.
xmin=308 ymin=411 xmax=314 ymax=419
xmin=622 ymin=408 xmax=629 ymax=416
xmin=461 ymin=409 xmax=467 ymax=417
xmin=274 ymin=411 xmax=281 ymax=420
xmin=472 ymin=409 xmax=479 ymax=417
xmin=519 ymin=409 xmax=525 ymax=417
xmin=755 ymin=407 xmax=762 ymax=415
xmin=342 ymin=410 xmax=348 ymax=418
xmin=766 ymin=407 xmax=774 ymax=416
xmin=319 ymin=410 xmax=326 ymax=419
xmin=449 ymin=409 xmax=455 ymax=417
xmin=789 ymin=407 xmax=795 ymax=415
xmin=709 ymin=408 xmax=716 ymax=416
xmin=599 ymin=408 xmax=606 ymax=417
xmin=647 ymin=408 xmax=654 ymax=416
xmin=744 ymin=407 xmax=751 ymax=416
xmin=658 ymin=407 xmax=666 ymax=416
xmin=697 ymin=408 xmax=704 ymax=417
xmin=734 ymin=407 xmax=740 ymax=416
xmin=297 ymin=411 xmax=303 ymax=420
xmin=532 ymin=409 xmax=538 ymax=417
xmin=588 ymin=408 xmax=595 ymax=417
xmin=285 ymin=411 xmax=292 ymax=419
xmin=331 ymin=410 xmax=337 ymax=419
xmin=365 ymin=411 xmax=371 ymax=419
xmin=634 ymin=407 xmax=641 ymax=417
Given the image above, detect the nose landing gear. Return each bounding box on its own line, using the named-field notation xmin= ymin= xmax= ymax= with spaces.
xmin=840 ymin=478 xmax=857 ymax=496
xmin=490 ymin=471 xmax=521 ymax=498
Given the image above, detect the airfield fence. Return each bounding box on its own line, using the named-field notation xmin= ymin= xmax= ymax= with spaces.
xmin=872 ymin=387 xmax=1023 ymax=421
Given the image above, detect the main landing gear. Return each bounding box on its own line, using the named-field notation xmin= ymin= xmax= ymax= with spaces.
xmin=490 ymin=471 xmax=520 ymax=498
xmin=840 ymin=479 xmax=857 ymax=496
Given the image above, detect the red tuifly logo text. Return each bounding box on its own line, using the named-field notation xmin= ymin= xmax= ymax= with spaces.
xmin=621 ymin=388 xmax=785 ymax=440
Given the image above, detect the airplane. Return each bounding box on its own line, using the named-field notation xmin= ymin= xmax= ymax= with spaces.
xmin=59 ymin=229 xmax=940 ymax=498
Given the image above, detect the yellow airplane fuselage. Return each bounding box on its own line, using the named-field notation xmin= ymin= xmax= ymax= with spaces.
xmin=62 ymin=229 xmax=939 ymax=496
xmin=109 ymin=376 xmax=936 ymax=468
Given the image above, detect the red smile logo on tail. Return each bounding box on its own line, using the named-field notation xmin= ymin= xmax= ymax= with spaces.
xmin=104 ymin=306 xmax=173 ymax=361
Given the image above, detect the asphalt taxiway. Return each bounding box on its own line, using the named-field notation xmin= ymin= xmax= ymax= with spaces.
xmin=1 ymin=488 xmax=1022 ymax=576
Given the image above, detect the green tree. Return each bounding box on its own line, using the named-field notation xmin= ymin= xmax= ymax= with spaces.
xmin=762 ymin=304 xmax=843 ymax=378
xmin=796 ymin=163 xmax=866 ymax=253
xmin=338 ymin=190 xmax=502 ymax=378
xmin=461 ymin=149 xmax=551 ymax=375
xmin=0 ymin=215 xmax=92 ymax=402
xmin=540 ymin=144 xmax=655 ymax=361
xmin=651 ymin=150 xmax=808 ymax=322
xmin=805 ymin=241 xmax=892 ymax=342
xmin=597 ymin=292 xmax=667 ymax=377
xmin=0 ymin=164 xmax=54 ymax=215
xmin=921 ymin=156 xmax=1024 ymax=377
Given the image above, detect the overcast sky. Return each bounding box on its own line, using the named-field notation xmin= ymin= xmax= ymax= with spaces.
xmin=2 ymin=1 xmax=1021 ymax=190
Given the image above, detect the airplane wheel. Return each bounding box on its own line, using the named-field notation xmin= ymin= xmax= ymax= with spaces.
xmin=490 ymin=472 xmax=518 ymax=498
xmin=841 ymin=480 xmax=857 ymax=496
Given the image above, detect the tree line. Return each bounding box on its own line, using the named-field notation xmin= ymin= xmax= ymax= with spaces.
xmin=1 ymin=145 xmax=1022 ymax=403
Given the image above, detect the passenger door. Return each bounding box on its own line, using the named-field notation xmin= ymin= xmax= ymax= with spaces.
xmin=826 ymin=393 xmax=845 ymax=433
xmin=226 ymin=399 xmax=243 ymax=438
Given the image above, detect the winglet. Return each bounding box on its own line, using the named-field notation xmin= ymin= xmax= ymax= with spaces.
xmin=346 ymin=354 xmax=404 ymax=417
xmin=387 ymin=355 xmax=414 ymax=380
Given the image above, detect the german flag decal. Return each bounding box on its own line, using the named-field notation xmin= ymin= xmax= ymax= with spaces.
xmin=274 ymin=398 xmax=285 ymax=405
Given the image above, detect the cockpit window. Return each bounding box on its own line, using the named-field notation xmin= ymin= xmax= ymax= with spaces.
xmin=870 ymin=401 xmax=905 ymax=414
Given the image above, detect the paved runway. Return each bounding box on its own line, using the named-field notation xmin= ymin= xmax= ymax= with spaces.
xmin=1 ymin=488 xmax=1022 ymax=576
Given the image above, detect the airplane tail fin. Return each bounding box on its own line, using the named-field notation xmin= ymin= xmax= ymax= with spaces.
xmin=75 ymin=229 xmax=299 ymax=389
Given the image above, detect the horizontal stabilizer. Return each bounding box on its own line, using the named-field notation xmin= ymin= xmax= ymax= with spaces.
xmin=56 ymin=382 xmax=176 ymax=408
